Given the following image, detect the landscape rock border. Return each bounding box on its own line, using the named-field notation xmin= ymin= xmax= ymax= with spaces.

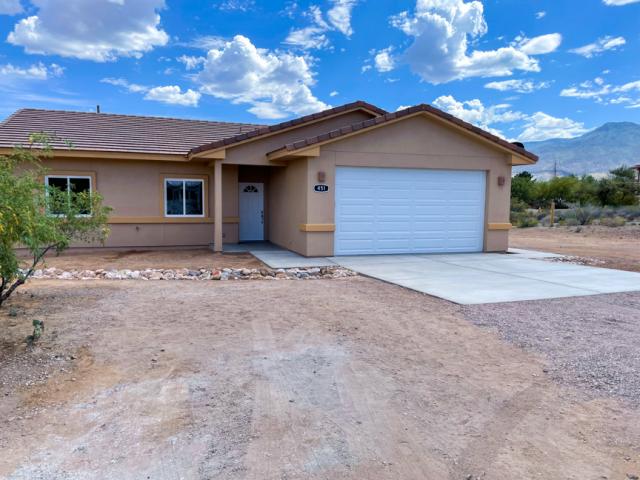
xmin=26 ymin=266 xmax=356 ymax=281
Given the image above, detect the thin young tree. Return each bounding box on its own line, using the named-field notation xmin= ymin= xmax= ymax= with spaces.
xmin=0 ymin=135 xmax=111 ymax=307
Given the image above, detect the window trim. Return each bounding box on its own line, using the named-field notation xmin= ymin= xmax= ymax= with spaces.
xmin=44 ymin=174 xmax=94 ymax=217
xmin=163 ymin=177 xmax=206 ymax=218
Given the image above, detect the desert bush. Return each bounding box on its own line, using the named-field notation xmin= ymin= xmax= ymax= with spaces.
xmin=600 ymin=216 xmax=626 ymax=227
xmin=0 ymin=139 xmax=111 ymax=308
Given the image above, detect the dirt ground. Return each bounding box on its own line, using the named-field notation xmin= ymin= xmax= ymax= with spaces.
xmin=510 ymin=225 xmax=640 ymax=272
xmin=17 ymin=248 xmax=264 ymax=271
xmin=1 ymin=278 xmax=639 ymax=479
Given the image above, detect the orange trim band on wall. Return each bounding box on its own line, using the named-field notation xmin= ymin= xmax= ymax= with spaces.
xmin=488 ymin=222 xmax=512 ymax=230
xmin=299 ymin=223 xmax=336 ymax=232
xmin=109 ymin=216 xmax=239 ymax=224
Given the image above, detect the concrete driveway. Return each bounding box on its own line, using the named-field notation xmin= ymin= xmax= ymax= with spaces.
xmin=239 ymin=242 xmax=640 ymax=304
xmin=330 ymin=250 xmax=640 ymax=304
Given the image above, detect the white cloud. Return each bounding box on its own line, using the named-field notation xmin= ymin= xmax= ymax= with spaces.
xmin=216 ymin=0 xmax=255 ymax=11
xmin=177 ymin=55 xmax=206 ymax=70
xmin=433 ymin=95 xmax=524 ymax=137
xmin=101 ymin=78 xmax=200 ymax=107
xmin=535 ymin=11 xmax=546 ymax=19
xmin=396 ymin=105 xmax=412 ymax=111
xmin=0 ymin=62 xmax=63 ymax=80
xmin=0 ymin=0 xmax=22 ymax=15
xmin=144 ymin=86 xmax=201 ymax=107
xmin=285 ymin=0 xmax=358 ymax=50
xmin=329 ymin=90 xmax=339 ymax=97
xmin=560 ymin=77 xmax=640 ymax=108
xmin=516 ymin=33 xmax=562 ymax=55
xmin=7 ymin=0 xmax=168 ymax=62
xmin=285 ymin=6 xmax=330 ymax=50
xmin=327 ymin=0 xmax=358 ymax=36
xmin=387 ymin=0 xmax=551 ymax=84
xmin=484 ymin=79 xmax=550 ymax=93
xmin=195 ymin=35 xmax=329 ymax=119
xmin=519 ymin=112 xmax=589 ymax=141
xmin=569 ymin=35 xmax=626 ymax=58
xmin=433 ymin=94 xmax=588 ymax=142
xmin=602 ymin=0 xmax=640 ymax=5
xmin=374 ymin=47 xmax=395 ymax=72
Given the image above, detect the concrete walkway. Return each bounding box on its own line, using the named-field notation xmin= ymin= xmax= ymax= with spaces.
xmin=228 ymin=242 xmax=640 ymax=304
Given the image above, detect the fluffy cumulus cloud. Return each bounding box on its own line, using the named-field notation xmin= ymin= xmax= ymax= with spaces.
xmin=101 ymin=78 xmax=201 ymax=107
xmin=374 ymin=47 xmax=395 ymax=72
xmin=0 ymin=62 xmax=63 ymax=80
xmin=195 ymin=35 xmax=329 ymax=119
xmin=561 ymin=77 xmax=640 ymax=108
xmin=7 ymin=0 xmax=168 ymax=62
xmin=570 ymin=36 xmax=626 ymax=58
xmin=602 ymin=0 xmax=640 ymax=5
xmin=519 ymin=112 xmax=589 ymax=141
xmin=177 ymin=55 xmax=206 ymax=70
xmin=384 ymin=0 xmax=560 ymax=84
xmin=432 ymin=95 xmax=524 ymax=137
xmin=0 ymin=0 xmax=22 ymax=15
xmin=285 ymin=0 xmax=358 ymax=50
xmin=433 ymin=94 xmax=588 ymax=141
xmin=484 ymin=79 xmax=550 ymax=93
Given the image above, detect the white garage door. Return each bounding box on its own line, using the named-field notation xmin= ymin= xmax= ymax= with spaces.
xmin=335 ymin=167 xmax=486 ymax=255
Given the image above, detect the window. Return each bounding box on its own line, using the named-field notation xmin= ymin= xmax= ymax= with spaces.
xmin=164 ymin=178 xmax=204 ymax=217
xmin=45 ymin=175 xmax=92 ymax=215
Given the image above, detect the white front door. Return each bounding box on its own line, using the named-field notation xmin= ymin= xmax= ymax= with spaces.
xmin=239 ymin=182 xmax=264 ymax=241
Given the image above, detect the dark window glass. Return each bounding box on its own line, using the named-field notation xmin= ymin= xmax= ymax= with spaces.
xmin=47 ymin=177 xmax=92 ymax=215
xmin=69 ymin=177 xmax=90 ymax=193
xmin=185 ymin=181 xmax=203 ymax=215
xmin=47 ymin=177 xmax=68 ymax=192
xmin=166 ymin=180 xmax=184 ymax=215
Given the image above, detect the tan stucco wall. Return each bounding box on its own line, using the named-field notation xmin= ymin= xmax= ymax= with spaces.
xmin=39 ymin=157 xmax=239 ymax=248
xmin=276 ymin=115 xmax=513 ymax=256
xmin=224 ymin=110 xmax=373 ymax=166
xmin=268 ymin=160 xmax=308 ymax=254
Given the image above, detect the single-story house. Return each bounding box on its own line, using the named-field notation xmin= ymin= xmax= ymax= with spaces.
xmin=0 ymin=101 xmax=537 ymax=257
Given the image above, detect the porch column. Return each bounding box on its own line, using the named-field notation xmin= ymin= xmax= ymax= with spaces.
xmin=213 ymin=159 xmax=223 ymax=252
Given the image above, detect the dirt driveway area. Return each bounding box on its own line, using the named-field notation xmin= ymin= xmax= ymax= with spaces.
xmin=511 ymin=225 xmax=640 ymax=272
xmin=2 ymin=277 xmax=639 ymax=479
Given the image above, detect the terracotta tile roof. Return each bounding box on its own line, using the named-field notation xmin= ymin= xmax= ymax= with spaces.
xmin=0 ymin=109 xmax=263 ymax=155
xmin=189 ymin=100 xmax=387 ymax=155
xmin=269 ymin=103 xmax=539 ymax=162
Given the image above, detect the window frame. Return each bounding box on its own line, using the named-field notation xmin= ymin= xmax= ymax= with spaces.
xmin=163 ymin=177 xmax=206 ymax=218
xmin=44 ymin=174 xmax=93 ymax=217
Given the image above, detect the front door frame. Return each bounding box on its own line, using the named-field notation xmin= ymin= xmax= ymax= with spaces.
xmin=239 ymin=182 xmax=265 ymax=241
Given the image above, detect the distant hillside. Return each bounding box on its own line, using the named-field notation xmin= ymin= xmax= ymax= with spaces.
xmin=517 ymin=122 xmax=640 ymax=178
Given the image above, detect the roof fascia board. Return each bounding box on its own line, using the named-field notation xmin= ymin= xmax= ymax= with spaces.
xmin=0 ymin=147 xmax=188 ymax=162
xmin=189 ymin=106 xmax=381 ymax=160
xmin=268 ymin=111 xmax=536 ymax=164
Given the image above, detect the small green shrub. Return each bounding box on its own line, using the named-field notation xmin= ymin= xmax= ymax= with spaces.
xmin=600 ymin=216 xmax=626 ymax=227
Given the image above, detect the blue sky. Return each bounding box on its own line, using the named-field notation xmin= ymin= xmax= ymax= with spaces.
xmin=0 ymin=0 xmax=638 ymax=143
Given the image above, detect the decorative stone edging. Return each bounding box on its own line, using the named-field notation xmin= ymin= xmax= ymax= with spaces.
xmin=26 ymin=266 xmax=356 ymax=281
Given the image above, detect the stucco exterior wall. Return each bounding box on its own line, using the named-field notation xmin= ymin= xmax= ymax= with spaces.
xmin=268 ymin=159 xmax=309 ymax=254
xmin=39 ymin=156 xmax=239 ymax=248
xmin=294 ymin=115 xmax=513 ymax=256
xmin=224 ymin=110 xmax=373 ymax=166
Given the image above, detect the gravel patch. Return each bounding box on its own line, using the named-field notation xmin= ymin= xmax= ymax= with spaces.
xmin=463 ymin=292 xmax=640 ymax=406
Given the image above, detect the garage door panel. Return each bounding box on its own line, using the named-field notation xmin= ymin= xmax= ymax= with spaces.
xmin=335 ymin=167 xmax=486 ymax=255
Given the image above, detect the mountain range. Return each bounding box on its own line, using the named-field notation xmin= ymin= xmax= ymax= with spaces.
xmin=516 ymin=121 xmax=640 ymax=178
